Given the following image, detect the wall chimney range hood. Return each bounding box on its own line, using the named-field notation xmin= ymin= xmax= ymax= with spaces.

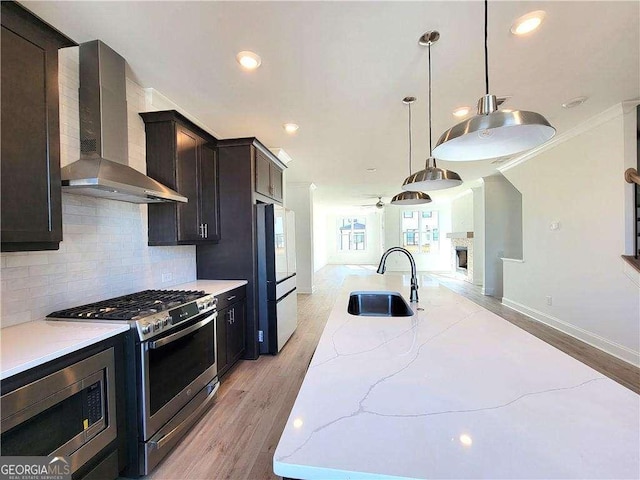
xmin=61 ymin=40 xmax=187 ymax=204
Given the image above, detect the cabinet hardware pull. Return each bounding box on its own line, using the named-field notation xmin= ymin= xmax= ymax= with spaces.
xmin=226 ymin=295 xmax=236 ymax=301
xmin=204 ymin=223 xmax=208 ymax=238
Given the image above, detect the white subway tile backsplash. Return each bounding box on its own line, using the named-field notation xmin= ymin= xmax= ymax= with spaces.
xmin=6 ymin=254 xmax=50 ymax=268
xmin=1 ymin=312 xmax=31 ymax=328
xmin=28 ymin=264 xmax=67 ymax=276
xmin=3 ymin=288 xmax=31 ymax=302
xmin=2 ymin=267 xmax=30 ymax=279
xmin=64 ymin=205 xmax=98 ymax=216
xmin=0 ymin=50 xmax=197 ymax=327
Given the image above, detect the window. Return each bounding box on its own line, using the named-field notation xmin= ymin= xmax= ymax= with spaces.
xmin=401 ymin=210 xmax=439 ymax=254
xmin=338 ymin=218 xmax=366 ymax=251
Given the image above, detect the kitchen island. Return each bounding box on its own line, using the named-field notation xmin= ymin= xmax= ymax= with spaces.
xmin=274 ymin=274 xmax=639 ymax=479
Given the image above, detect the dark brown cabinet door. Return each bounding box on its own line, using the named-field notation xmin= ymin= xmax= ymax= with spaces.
xmin=141 ymin=110 xmax=220 ymax=246
xmin=227 ymin=301 xmax=246 ymax=365
xmin=270 ymin=165 xmax=284 ymax=202
xmin=199 ymin=143 xmax=220 ymax=242
xmin=1 ymin=3 xmax=74 ymax=251
xmin=216 ymin=307 xmax=228 ymax=376
xmin=255 ymin=151 xmax=271 ymax=198
xmin=176 ymin=126 xmax=200 ymax=242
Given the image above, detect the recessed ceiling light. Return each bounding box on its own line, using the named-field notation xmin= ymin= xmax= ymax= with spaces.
xmin=236 ymin=51 xmax=261 ymax=70
xmin=510 ymin=11 xmax=546 ymax=36
xmin=366 ymin=168 xmax=377 ymax=172
xmin=283 ymin=123 xmax=299 ymax=134
xmin=452 ymin=106 xmax=471 ymax=117
xmin=562 ymin=96 xmax=588 ymax=109
xmin=459 ymin=434 xmax=473 ymax=446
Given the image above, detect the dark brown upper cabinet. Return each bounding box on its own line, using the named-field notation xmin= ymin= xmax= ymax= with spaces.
xmin=196 ymin=138 xmax=287 ymax=361
xmin=140 ymin=110 xmax=220 ymax=246
xmin=255 ymin=149 xmax=284 ymax=203
xmin=1 ymin=2 xmax=76 ymax=252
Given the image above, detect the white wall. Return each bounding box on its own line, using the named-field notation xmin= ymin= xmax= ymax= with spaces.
xmin=326 ymin=210 xmax=383 ymax=265
xmin=483 ymin=174 xmax=523 ymax=298
xmin=501 ymin=104 xmax=640 ymax=366
xmin=286 ymin=183 xmax=315 ymax=293
xmin=0 ymin=47 xmax=196 ymax=328
xmin=472 ymin=186 xmax=485 ymax=286
xmin=383 ymin=203 xmax=452 ymax=272
xmin=451 ymin=191 xmax=473 ymax=232
xmin=313 ymin=204 xmax=329 ymax=272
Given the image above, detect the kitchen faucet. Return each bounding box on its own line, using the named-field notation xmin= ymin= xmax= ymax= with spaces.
xmin=376 ymin=247 xmax=419 ymax=303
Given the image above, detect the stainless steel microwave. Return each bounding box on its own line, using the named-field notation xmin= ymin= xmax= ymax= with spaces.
xmin=1 ymin=348 xmax=117 ymax=474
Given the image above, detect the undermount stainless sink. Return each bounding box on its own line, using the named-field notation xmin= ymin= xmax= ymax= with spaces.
xmin=347 ymin=291 xmax=414 ymax=317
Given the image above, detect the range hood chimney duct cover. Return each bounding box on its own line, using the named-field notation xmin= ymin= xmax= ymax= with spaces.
xmin=61 ymin=40 xmax=187 ymax=204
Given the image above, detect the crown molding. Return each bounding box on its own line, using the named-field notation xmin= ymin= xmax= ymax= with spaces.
xmin=143 ymin=88 xmax=221 ymax=138
xmin=498 ymin=102 xmax=634 ymax=173
xmin=269 ymin=148 xmax=293 ymax=165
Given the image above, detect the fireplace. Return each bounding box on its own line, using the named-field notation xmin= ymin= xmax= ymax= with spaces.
xmin=455 ymin=246 xmax=468 ymax=273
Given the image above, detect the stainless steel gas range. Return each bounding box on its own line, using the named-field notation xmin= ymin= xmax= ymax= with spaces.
xmin=48 ymin=289 xmax=219 ymax=476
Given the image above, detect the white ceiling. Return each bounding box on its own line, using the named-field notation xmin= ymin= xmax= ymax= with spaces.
xmin=26 ymin=1 xmax=640 ymax=206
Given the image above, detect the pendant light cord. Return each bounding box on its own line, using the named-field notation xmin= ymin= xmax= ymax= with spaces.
xmin=428 ymin=41 xmax=437 ymax=168
xmin=484 ymin=0 xmax=489 ymax=95
xmin=428 ymin=42 xmax=432 ymax=157
xmin=408 ymin=101 xmax=412 ymax=175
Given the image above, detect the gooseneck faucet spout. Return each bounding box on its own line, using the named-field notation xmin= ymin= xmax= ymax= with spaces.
xmin=377 ymin=247 xmax=419 ymax=303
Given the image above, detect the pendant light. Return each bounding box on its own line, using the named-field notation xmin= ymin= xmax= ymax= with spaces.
xmin=391 ymin=97 xmax=431 ymax=205
xmin=402 ymin=31 xmax=463 ymax=192
xmin=432 ymin=0 xmax=556 ymax=161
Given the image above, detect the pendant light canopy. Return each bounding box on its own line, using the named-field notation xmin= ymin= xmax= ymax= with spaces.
xmin=432 ymin=1 xmax=555 ymax=161
xmin=391 ymin=97 xmax=432 ymax=205
xmin=402 ymin=31 xmax=463 ymax=192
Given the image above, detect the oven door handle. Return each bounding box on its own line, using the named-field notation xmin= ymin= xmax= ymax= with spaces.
xmin=149 ymin=312 xmax=217 ymax=350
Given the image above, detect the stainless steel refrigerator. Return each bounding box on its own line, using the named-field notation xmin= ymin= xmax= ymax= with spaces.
xmin=256 ymin=203 xmax=297 ymax=354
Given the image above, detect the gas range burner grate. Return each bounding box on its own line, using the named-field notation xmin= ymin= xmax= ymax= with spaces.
xmin=47 ymin=289 xmax=207 ymax=321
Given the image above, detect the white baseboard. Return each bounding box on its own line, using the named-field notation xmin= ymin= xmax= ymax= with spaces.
xmin=482 ymin=287 xmax=495 ymax=296
xmin=502 ymin=297 xmax=640 ymax=367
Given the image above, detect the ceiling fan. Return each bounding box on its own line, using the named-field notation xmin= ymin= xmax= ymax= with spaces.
xmin=359 ymin=196 xmax=385 ymax=210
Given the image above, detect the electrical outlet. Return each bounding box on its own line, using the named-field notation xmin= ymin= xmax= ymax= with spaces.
xmin=546 ymin=296 xmax=552 ymax=306
xmin=550 ymin=222 xmax=560 ymax=231
xmin=162 ymin=272 xmax=172 ymax=283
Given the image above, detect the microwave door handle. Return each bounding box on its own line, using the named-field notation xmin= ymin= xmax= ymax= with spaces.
xmin=149 ymin=312 xmax=216 ymax=350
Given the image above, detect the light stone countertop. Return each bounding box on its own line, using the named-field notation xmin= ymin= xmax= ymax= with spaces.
xmin=274 ymin=274 xmax=639 ymax=480
xmin=1 ymin=320 xmax=130 ymax=380
xmin=1 ymin=279 xmax=247 ymax=381
xmin=170 ymin=279 xmax=247 ymax=296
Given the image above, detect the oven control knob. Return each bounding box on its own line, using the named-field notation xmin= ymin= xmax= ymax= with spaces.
xmin=161 ymin=316 xmax=170 ymax=327
xmin=141 ymin=324 xmax=152 ymax=335
xmin=198 ymin=302 xmax=205 ymax=311
xmin=153 ymin=320 xmax=161 ymax=331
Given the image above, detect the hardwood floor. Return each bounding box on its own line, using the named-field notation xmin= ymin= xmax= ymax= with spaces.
xmin=147 ymin=265 xmax=639 ymax=480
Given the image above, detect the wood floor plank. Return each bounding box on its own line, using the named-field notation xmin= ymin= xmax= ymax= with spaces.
xmin=146 ymin=265 xmax=639 ymax=480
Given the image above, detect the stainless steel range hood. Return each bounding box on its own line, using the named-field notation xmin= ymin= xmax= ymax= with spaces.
xmin=61 ymin=40 xmax=187 ymax=204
